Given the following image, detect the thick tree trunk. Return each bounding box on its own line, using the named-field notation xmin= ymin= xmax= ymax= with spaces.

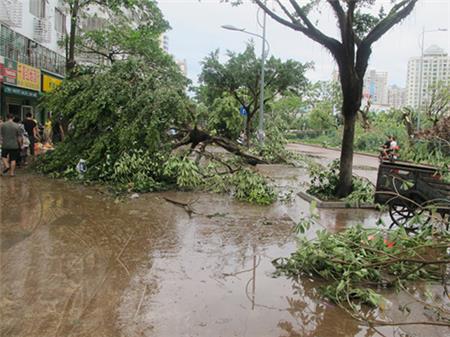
xmin=336 ymin=65 xmax=363 ymax=198
xmin=336 ymin=112 xmax=357 ymax=197
xmin=67 ymin=1 xmax=79 ymax=75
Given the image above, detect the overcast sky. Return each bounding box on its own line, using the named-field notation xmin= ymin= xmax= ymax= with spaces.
xmin=158 ymin=0 xmax=450 ymax=87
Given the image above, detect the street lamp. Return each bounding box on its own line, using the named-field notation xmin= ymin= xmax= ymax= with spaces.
xmin=417 ymin=27 xmax=447 ymax=130
xmin=222 ymin=9 xmax=269 ymax=145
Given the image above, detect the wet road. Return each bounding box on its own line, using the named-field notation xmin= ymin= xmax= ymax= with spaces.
xmin=0 ymin=168 xmax=446 ymax=337
xmin=287 ymin=143 xmax=380 ymax=184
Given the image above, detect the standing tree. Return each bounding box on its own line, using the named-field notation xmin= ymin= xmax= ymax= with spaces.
xmin=241 ymin=0 xmax=418 ymax=196
xmin=63 ymin=0 xmax=162 ymax=74
xmin=198 ymin=44 xmax=310 ymax=145
xmin=423 ymin=81 xmax=450 ymax=126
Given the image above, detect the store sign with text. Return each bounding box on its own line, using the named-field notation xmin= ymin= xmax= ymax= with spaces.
xmin=0 ymin=57 xmax=18 ymax=85
xmin=3 ymin=85 xmax=39 ymax=98
xmin=42 ymin=73 xmax=63 ymax=92
xmin=17 ymin=63 xmax=41 ymax=91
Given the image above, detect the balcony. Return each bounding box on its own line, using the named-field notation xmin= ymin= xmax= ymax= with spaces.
xmin=33 ymin=17 xmax=51 ymax=43
xmin=0 ymin=0 xmax=23 ymax=28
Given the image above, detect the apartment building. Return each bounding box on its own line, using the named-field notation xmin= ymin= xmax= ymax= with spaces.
xmin=387 ymin=85 xmax=407 ymax=109
xmin=362 ymin=70 xmax=388 ymax=106
xmin=0 ymin=0 xmax=69 ymax=121
xmin=406 ymin=45 xmax=450 ymax=109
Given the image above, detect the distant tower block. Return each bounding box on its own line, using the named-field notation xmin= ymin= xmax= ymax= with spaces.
xmin=176 ymin=59 xmax=187 ymax=76
xmin=159 ymin=34 xmax=169 ymax=52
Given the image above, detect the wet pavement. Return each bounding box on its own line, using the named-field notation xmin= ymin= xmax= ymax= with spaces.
xmin=287 ymin=143 xmax=380 ymax=184
xmin=0 ymin=161 xmax=447 ymax=337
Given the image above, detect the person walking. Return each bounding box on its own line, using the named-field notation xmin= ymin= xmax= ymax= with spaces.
xmin=23 ymin=112 xmax=39 ymax=159
xmin=0 ymin=114 xmax=22 ymax=176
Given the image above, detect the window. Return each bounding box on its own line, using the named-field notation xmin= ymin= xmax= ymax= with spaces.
xmin=55 ymin=8 xmax=66 ymax=34
xmin=30 ymin=0 xmax=46 ymax=18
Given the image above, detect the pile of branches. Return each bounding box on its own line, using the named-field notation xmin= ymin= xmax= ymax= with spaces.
xmin=416 ymin=116 xmax=450 ymax=155
xmin=274 ymin=224 xmax=450 ymax=327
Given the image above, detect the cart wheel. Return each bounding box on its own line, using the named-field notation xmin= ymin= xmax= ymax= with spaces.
xmin=389 ymin=202 xmax=416 ymax=230
xmin=389 ymin=200 xmax=431 ymax=232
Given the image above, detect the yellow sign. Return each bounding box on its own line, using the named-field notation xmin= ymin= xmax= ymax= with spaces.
xmin=42 ymin=74 xmax=63 ymax=92
xmin=17 ymin=63 xmax=41 ymax=91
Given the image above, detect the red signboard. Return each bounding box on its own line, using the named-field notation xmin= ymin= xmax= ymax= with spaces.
xmin=0 ymin=58 xmax=3 ymax=83
xmin=1 ymin=57 xmax=17 ymax=85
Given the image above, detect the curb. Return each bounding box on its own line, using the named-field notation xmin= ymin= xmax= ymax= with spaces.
xmin=297 ymin=190 xmax=378 ymax=209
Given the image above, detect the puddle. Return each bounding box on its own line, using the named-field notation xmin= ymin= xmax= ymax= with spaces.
xmin=0 ymin=172 xmax=446 ymax=337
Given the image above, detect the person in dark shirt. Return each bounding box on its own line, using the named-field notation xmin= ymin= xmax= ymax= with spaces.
xmin=380 ymin=135 xmax=393 ymax=159
xmin=23 ymin=112 xmax=39 ymax=157
xmin=0 ymin=114 xmax=21 ymax=176
xmin=52 ymin=117 xmax=65 ymax=144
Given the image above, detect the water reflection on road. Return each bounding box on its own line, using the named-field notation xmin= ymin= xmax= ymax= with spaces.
xmin=0 ymin=172 xmax=439 ymax=337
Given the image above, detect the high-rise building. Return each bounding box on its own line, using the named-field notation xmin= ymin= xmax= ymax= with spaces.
xmin=159 ymin=34 xmax=169 ymax=53
xmin=0 ymin=0 xmax=69 ymax=121
xmin=362 ymin=70 xmax=388 ymax=105
xmin=406 ymin=45 xmax=450 ymax=109
xmin=176 ymin=59 xmax=187 ymax=77
xmin=387 ymin=85 xmax=406 ymax=109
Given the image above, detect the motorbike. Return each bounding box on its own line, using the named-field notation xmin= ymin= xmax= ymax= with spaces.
xmin=379 ymin=145 xmax=400 ymax=163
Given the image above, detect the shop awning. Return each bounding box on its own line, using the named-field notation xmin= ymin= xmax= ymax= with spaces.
xmin=2 ymin=84 xmax=39 ymax=98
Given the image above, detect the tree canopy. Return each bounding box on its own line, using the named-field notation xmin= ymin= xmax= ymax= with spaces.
xmin=63 ymin=0 xmax=166 ymax=72
xmin=197 ymin=44 xmax=310 ymax=143
xmin=233 ymin=0 xmax=418 ymax=196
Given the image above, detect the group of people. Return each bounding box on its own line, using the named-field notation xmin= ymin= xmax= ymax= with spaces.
xmin=379 ymin=135 xmax=399 ymax=161
xmin=0 ymin=113 xmax=64 ymax=177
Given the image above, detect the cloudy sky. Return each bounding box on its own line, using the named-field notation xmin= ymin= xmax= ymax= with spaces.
xmin=158 ymin=0 xmax=450 ymax=87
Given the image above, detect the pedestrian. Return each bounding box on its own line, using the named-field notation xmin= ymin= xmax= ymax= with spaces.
xmin=13 ymin=116 xmax=29 ymax=166
xmin=52 ymin=117 xmax=65 ymax=144
xmin=23 ymin=112 xmax=39 ymax=159
xmin=0 ymin=114 xmax=22 ymax=177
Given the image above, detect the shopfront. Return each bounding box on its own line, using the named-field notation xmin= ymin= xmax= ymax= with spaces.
xmin=0 ymin=57 xmax=41 ymax=122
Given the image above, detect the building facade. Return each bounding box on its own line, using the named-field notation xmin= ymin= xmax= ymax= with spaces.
xmin=362 ymin=70 xmax=388 ymax=106
xmin=387 ymin=85 xmax=406 ymax=109
xmin=0 ymin=0 xmax=68 ymax=122
xmin=406 ymin=45 xmax=450 ymax=109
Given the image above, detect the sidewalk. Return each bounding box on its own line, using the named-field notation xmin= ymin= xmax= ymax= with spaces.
xmin=287 ymin=142 xmax=379 ymax=184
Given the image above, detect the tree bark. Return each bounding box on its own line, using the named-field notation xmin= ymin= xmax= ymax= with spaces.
xmin=67 ymin=0 xmax=79 ymax=75
xmin=245 ymin=113 xmax=251 ymax=147
xmin=336 ymin=111 xmax=357 ymax=197
xmin=335 ymin=61 xmax=362 ymax=197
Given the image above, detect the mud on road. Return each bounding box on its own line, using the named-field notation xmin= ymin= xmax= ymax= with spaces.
xmin=0 ymin=168 xmax=446 ymax=337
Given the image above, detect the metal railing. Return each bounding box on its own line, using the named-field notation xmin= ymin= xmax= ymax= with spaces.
xmin=0 ymin=23 xmax=65 ymax=76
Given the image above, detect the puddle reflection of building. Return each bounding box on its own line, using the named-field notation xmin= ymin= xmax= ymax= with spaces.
xmin=278 ymin=279 xmax=378 ymax=337
xmin=318 ymin=209 xmax=351 ymax=233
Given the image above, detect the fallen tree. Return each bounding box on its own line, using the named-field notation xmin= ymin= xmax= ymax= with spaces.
xmin=36 ymin=58 xmax=279 ymax=204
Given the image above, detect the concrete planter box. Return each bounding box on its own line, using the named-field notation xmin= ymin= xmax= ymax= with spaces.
xmin=298 ymin=190 xmax=377 ymax=209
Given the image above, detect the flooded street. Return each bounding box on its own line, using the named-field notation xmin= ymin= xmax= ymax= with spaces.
xmin=0 ymin=167 xmax=446 ymax=337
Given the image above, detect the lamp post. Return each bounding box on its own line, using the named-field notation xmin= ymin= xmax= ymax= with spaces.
xmin=417 ymin=27 xmax=447 ymax=130
xmin=222 ymin=11 xmax=269 ymax=145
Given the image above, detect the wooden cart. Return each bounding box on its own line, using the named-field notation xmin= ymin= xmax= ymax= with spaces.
xmin=375 ymin=160 xmax=450 ymax=230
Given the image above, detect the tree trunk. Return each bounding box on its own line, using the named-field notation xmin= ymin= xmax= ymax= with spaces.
xmin=245 ymin=113 xmax=251 ymax=147
xmin=336 ymin=112 xmax=357 ymax=197
xmin=67 ymin=0 xmax=79 ymax=75
xmin=335 ymin=63 xmax=362 ymax=198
